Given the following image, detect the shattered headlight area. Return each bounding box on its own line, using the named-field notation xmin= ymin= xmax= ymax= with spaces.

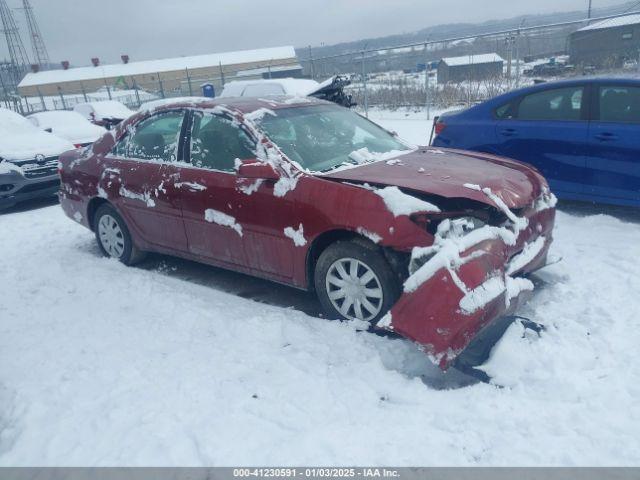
xmin=408 ymin=216 xmax=486 ymax=275
xmin=378 ymin=187 xmax=556 ymax=369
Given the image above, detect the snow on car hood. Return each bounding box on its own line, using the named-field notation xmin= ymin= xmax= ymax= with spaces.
xmin=0 ymin=130 xmax=75 ymax=161
xmin=322 ymin=147 xmax=544 ymax=209
xmin=28 ymin=111 xmax=106 ymax=145
xmin=1 ymin=107 xmax=75 ymax=160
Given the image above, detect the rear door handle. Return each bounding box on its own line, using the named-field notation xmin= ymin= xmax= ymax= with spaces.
xmin=500 ymin=128 xmax=518 ymax=137
xmin=595 ymin=132 xmax=618 ymax=141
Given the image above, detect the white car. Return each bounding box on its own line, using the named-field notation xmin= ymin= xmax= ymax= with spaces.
xmin=0 ymin=108 xmax=75 ymax=210
xmin=73 ymin=100 xmax=134 ymax=128
xmin=220 ymin=78 xmax=320 ymax=98
xmin=220 ymin=76 xmax=355 ymax=107
xmin=28 ymin=110 xmax=106 ymax=148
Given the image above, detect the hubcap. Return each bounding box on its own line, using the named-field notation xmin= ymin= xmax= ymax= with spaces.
xmin=98 ymin=214 xmax=125 ymax=258
xmin=325 ymin=257 xmax=384 ymax=322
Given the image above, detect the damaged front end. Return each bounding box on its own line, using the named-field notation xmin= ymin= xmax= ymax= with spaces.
xmin=377 ymin=188 xmax=556 ymax=370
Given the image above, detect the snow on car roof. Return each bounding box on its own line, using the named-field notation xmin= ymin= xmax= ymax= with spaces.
xmin=0 ymin=107 xmax=33 ymax=131
xmin=28 ymin=110 xmax=92 ymax=128
xmin=220 ymin=78 xmax=320 ymax=98
xmin=441 ymin=53 xmax=504 ymax=66
xmin=18 ymin=46 xmax=297 ymax=88
xmin=0 ymin=108 xmax=75 ymax=159
xmin=144 ymin=95 xmax=326 ymax=115
xmin=74 ymin=100 xmax=134 ymax=120
xmin=577 ymin=13 xmax=640 ymax=31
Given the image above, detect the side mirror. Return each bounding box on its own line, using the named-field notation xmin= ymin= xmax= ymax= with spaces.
xmin=237 ymin=159 xmax=280 ymax=181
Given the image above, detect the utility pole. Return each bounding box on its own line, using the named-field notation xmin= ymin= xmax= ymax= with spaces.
xmin=361 ymin=48 xmax=368 ymax=118
xmin=505 ymin=35 xmax=514 ymax=82
xmin=307 ymin=45 xmax=315 ymax=79
xmin=515 ymin=20 xmax=525 ymax=88
xmin=588 ymin=0 xmax=593 ymax=19
xmin=22 ymin=0 xmax=49 ymax=69
xmin=424 ymin=42 xmax=430 ymax=120
xmin=0 ymin=0 xmax=30 ymax=89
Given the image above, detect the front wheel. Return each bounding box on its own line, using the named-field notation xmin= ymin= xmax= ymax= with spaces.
xmin=314 ymin=240 xmax=400 ymax=323
xmin=94 ymin=203 xmax=146 ymax=265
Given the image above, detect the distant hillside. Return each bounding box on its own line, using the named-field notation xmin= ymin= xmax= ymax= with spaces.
xmin=297 ymin=1 xmax=638 ymax=60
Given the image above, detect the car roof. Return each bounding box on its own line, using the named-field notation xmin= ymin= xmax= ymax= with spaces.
xmin=473 ymin=76 xmax=640 ymax=110
xmin=144 ymin=95 xmax=329 ymax=115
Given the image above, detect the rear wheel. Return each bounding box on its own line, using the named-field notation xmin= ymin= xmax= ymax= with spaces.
xmin=314 ymin=240 xmax=400 ymax=324
xmin=94 ymin=203 xmax=146 ymax=265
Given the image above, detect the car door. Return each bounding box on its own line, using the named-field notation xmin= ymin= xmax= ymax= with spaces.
xmin=493 ymin=84 xmax=589 ymax=196
xmin=165 ymin=110 xmax=253 ymax=268
xmin=166 ymin=110 xmax=297 ymax=281
xmin=586 ymin=83 xmax=640 ymax=204
xmin=106 ymin=109 xmax=188 ymax=251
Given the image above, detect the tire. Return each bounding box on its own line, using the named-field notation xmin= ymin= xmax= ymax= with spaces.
xmin=93 ymin=203 xmax=146 ymax=266
xmin=314 ymin=239 xmax=400 ymax=324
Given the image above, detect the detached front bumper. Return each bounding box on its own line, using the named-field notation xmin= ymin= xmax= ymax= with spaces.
xmin=379 ymin=205 xmax=555 ymax=370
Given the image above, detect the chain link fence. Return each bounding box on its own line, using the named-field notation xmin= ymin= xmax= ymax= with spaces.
xmin=299 ymin=10 xmax=640 ymax=114
xmin=4 ymin=10 xmax=640 ymax=116
xmin=4 ymin=60 xmax=302 ymax=114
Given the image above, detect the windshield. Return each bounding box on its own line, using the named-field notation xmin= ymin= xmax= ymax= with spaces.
xmin=256 ymin=104 xmax=412 ymax=172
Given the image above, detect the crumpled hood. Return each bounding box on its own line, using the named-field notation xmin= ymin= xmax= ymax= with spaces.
xmin=0 ymin=131 xmax=75 ymax=161
xmin=322 ymin=147 xmax=544 ymax=209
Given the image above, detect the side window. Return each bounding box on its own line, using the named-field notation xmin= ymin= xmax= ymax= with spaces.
xmin=516 ymin=87 xmax=584 ymax=121
xmin=113 ymin=111 xmax=185 ymax=162
xmin=599 ymin=86 xmax=640 ymax=123
xmin=495 ymin=101 xmax=515 ymax=119
xmin=190 ymin=113 xmax=256 ymax=172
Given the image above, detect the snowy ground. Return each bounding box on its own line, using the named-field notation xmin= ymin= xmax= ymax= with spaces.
xmin=366 ymin=107 xmax=454 ymax=146
xmin=2 ymin=112 xmax=640 ymax=466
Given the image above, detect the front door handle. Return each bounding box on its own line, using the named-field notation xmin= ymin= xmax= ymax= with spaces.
xmin=595 ymin=132 xmax=618 ymax=141
xmin=500 ymin=128 xmax=518 ymax=137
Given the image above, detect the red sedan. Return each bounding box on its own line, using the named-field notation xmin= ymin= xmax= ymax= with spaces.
xmin=58 ymin=97 xmax=556 ymax=371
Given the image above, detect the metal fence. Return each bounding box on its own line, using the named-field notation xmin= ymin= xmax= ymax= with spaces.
xmin=298 ymin=10 xmax=640 ymax=115
xmin=5 ymin=61 xmax=312 ymax=114
xmin=5 ymin=10 xmax=640 ymax=116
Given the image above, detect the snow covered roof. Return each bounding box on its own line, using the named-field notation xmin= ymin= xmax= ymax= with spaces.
xmin=18 ymin=46 xmax=297 ymax=88
xmin=441 ymin=53 xmax=504 ymax=67
xmin=72 ymin=100 xmax=134 ymax=120
xmin=576 ymin=13 xmax=640 ymax=32
xmin=220 ymin=78 xmax=320 ymax=98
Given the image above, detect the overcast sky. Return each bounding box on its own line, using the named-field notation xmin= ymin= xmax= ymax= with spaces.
xmin=0 ymin=0 xmax=627 ymax=66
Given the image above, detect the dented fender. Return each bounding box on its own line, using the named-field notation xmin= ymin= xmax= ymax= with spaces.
xmin=379 ymin=207 xmax=555 ymax=369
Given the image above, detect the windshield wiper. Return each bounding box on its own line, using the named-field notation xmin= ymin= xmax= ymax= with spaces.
xmin=319 ymin=161 xmax=357 ymax=173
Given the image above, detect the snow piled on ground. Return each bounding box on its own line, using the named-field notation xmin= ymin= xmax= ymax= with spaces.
xmin=366 ymin=107 xmax=455 ymax=146
xmin=1 ymin=205 xmax=640 ymax=466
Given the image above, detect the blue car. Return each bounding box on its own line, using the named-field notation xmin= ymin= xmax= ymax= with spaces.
xmin=432 ymin=78 xmax=640 ymax=207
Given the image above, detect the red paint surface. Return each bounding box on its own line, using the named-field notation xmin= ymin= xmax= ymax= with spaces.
xmin=58 ymin=97 xmax=556 ymax=368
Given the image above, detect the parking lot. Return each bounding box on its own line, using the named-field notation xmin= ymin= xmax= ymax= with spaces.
xmin=1 ymin=112 xmax=639 ymax=466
